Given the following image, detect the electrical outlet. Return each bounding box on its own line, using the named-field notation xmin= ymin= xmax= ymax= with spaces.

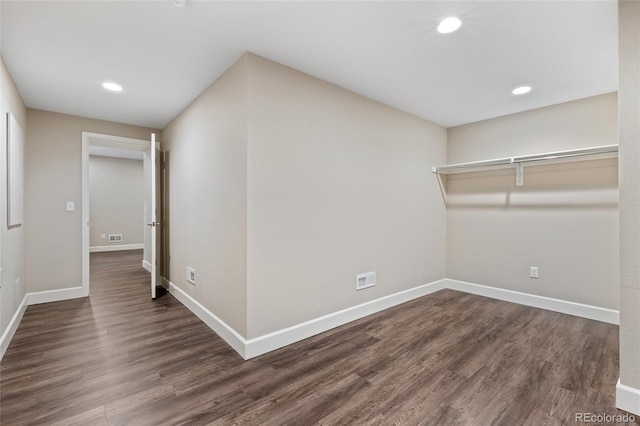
xmin=186 ymin=267 xmax=196 ymax=285
xmin=101 ymin=233 xmax=106 ymax=240
xmin=530 ymin=266 xmax=539 ymax=279
xmin=356 ymin=271 xmax=376 ymax=290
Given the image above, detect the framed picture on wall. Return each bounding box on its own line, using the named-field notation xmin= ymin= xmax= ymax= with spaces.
xmin=7 ymin=112 xmax=24 ymax=228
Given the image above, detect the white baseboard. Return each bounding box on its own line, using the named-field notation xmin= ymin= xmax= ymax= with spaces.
xmin=0 ymin=294 xmax=28 ymax=361
xmin=244 ymin=279 xmax=448 ymax=359
xmin=0 ymin=286 xmax=89 ymax=361
xmin=167 ymin=282 xmax=248 ymax=358
xmin=161 ymin=277 xmax=171 ymax=289
xmin=169 ymin=277 xmax=617 ymax=360
xmin=0 ymin=276 xmax=622 ymax=364
xmin=445 ymin=279 xmax=619 ymax=325
xmin=168 ymin=278 xmax=448 ymax=360
xmin=142 ymin=259 xmax=152 ymax=272
xmin=2 ymin=274 xmax=161 ymax=359
xmin=27 ymin=287 xmax=85 ymax=305
xmin=90 ymin=244 xmax=144 ymax=253
xmin=617 ymin=378 xmax=640 ymax=416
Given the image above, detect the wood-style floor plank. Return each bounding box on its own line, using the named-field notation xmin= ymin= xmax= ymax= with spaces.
xmin=0 ymin=250 xmax=637 ymax=425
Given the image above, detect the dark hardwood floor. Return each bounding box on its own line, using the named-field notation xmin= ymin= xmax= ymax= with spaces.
xmin=0 ymin=250 xmax=636 ymax=425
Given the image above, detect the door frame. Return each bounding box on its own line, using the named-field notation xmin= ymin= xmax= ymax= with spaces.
xmin=81 ymin=132 xmax=151 ymax=297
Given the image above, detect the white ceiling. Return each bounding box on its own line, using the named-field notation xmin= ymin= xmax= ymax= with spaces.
xmin=0 ymin=1 xmax=618 ymax=129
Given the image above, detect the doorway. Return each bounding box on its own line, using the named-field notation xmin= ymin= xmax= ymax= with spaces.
xmin=81 ymin=132 xmax=163 ymax=298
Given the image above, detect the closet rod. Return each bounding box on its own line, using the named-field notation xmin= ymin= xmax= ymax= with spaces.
xmin=432 ymin=144 xmax=618 ymax=175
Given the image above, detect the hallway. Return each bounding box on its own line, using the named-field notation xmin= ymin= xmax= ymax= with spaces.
xmin=0 ymin=250 xmax=239 ymax=425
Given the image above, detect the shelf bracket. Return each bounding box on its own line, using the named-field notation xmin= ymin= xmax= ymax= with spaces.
xmin=514 ymin=162 xmax=524 ymax=186
xmin=434 ymin=169 xmax=448 ymax=205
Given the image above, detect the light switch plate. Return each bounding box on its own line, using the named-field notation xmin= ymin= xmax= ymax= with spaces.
xmin=66 ymin=201 xmax=75 ymax=212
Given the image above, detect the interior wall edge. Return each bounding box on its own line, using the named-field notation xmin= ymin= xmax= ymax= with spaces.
xmin=0 ymin=55 xmax=27 ymax=347
xmin=616 ymin=379 xmax=640 ymax=416
xmin=618 ymin=0 xmax=640 ymax=394
xmin=167 ymin=281 xmax=247 ymax=359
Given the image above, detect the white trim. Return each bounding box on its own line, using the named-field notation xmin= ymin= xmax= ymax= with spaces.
xmin=0 ymin=294 xmax=28 ymax=361
xmin=1 ymin=287 xmax=85 ymax=361
xmin=169 ymin=278 xmax=618 ymax=360
xmin=617 ymin=378 xmax=640 ymax=416
xmin=161 ymin=276 xmax=171 ymax=289
xmin=167 ymin=282 xmax=247 ymax=358
xmin=168 ymin=279 xmax=448 ymax=360
xmin=245 ymin=279 xmax=447 ymax=359
xmin=82 ymin=133 xmax=90 ymax=297
xmin=82 ymin=131 xmax=152 ymax=299
xmin=27 ymin=287 xmax=85 ymax=305
xmin=143 ymin=259 xmax=152 ymax=272
xmin=90 ymin=244 xmax=144 ymax=253
xmin=1 ymin=277 xmax=621 ymax=363
xmin=445 ymin=279 xmax=619 ymax=325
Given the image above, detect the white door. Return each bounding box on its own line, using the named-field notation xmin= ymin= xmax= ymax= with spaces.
xmin=149 ymin=133 xmax=161 ymax=299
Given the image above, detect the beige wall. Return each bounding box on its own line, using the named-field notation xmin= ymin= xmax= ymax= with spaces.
xmin=25 ymin=109 xmax=158 ymax=293
xmin=447 ymin=93 xmax=619 ymax=309
xmin=162 ymin=53 xmax=446 ymax=340
xmin=618 ymin=0 xmax=640 ymax=393
xmin=245 ymin=54 xmax=447 ymax=338
xmin=0 ymin=57 xmax=27 ymax=337
xmin=162 ymin=55 xmax=249 ymax=336
xmin=89 ymin=156 xmax=144 ymax=248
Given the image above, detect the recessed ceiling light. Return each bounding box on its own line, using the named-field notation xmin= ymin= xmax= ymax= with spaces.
xmin=102 ymin=82 xmax=123 ymax=92
xmin=437 ymin=17 xmax=462 ymax=34
xmin=512 ymin=86 xmax=532 ymax=95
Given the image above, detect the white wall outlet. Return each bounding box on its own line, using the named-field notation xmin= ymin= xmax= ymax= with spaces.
xmin=356 ymin=271 xmax=376 ymax=290
xmin=101 ymin=233 xmax=106 ymax=240
xmin=530 ymin=266 xmax=539 ymax=279
xmin=186 ymin=267 xmax=196 ymax=285
xmin=66 ymin=201 xmax=75 ymax=212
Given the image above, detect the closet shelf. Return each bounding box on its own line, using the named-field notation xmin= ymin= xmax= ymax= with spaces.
xmin=432 ymin=144 xmax=618 ymax=202
xmin=432 ymin=144 xmax=618 ymax=176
